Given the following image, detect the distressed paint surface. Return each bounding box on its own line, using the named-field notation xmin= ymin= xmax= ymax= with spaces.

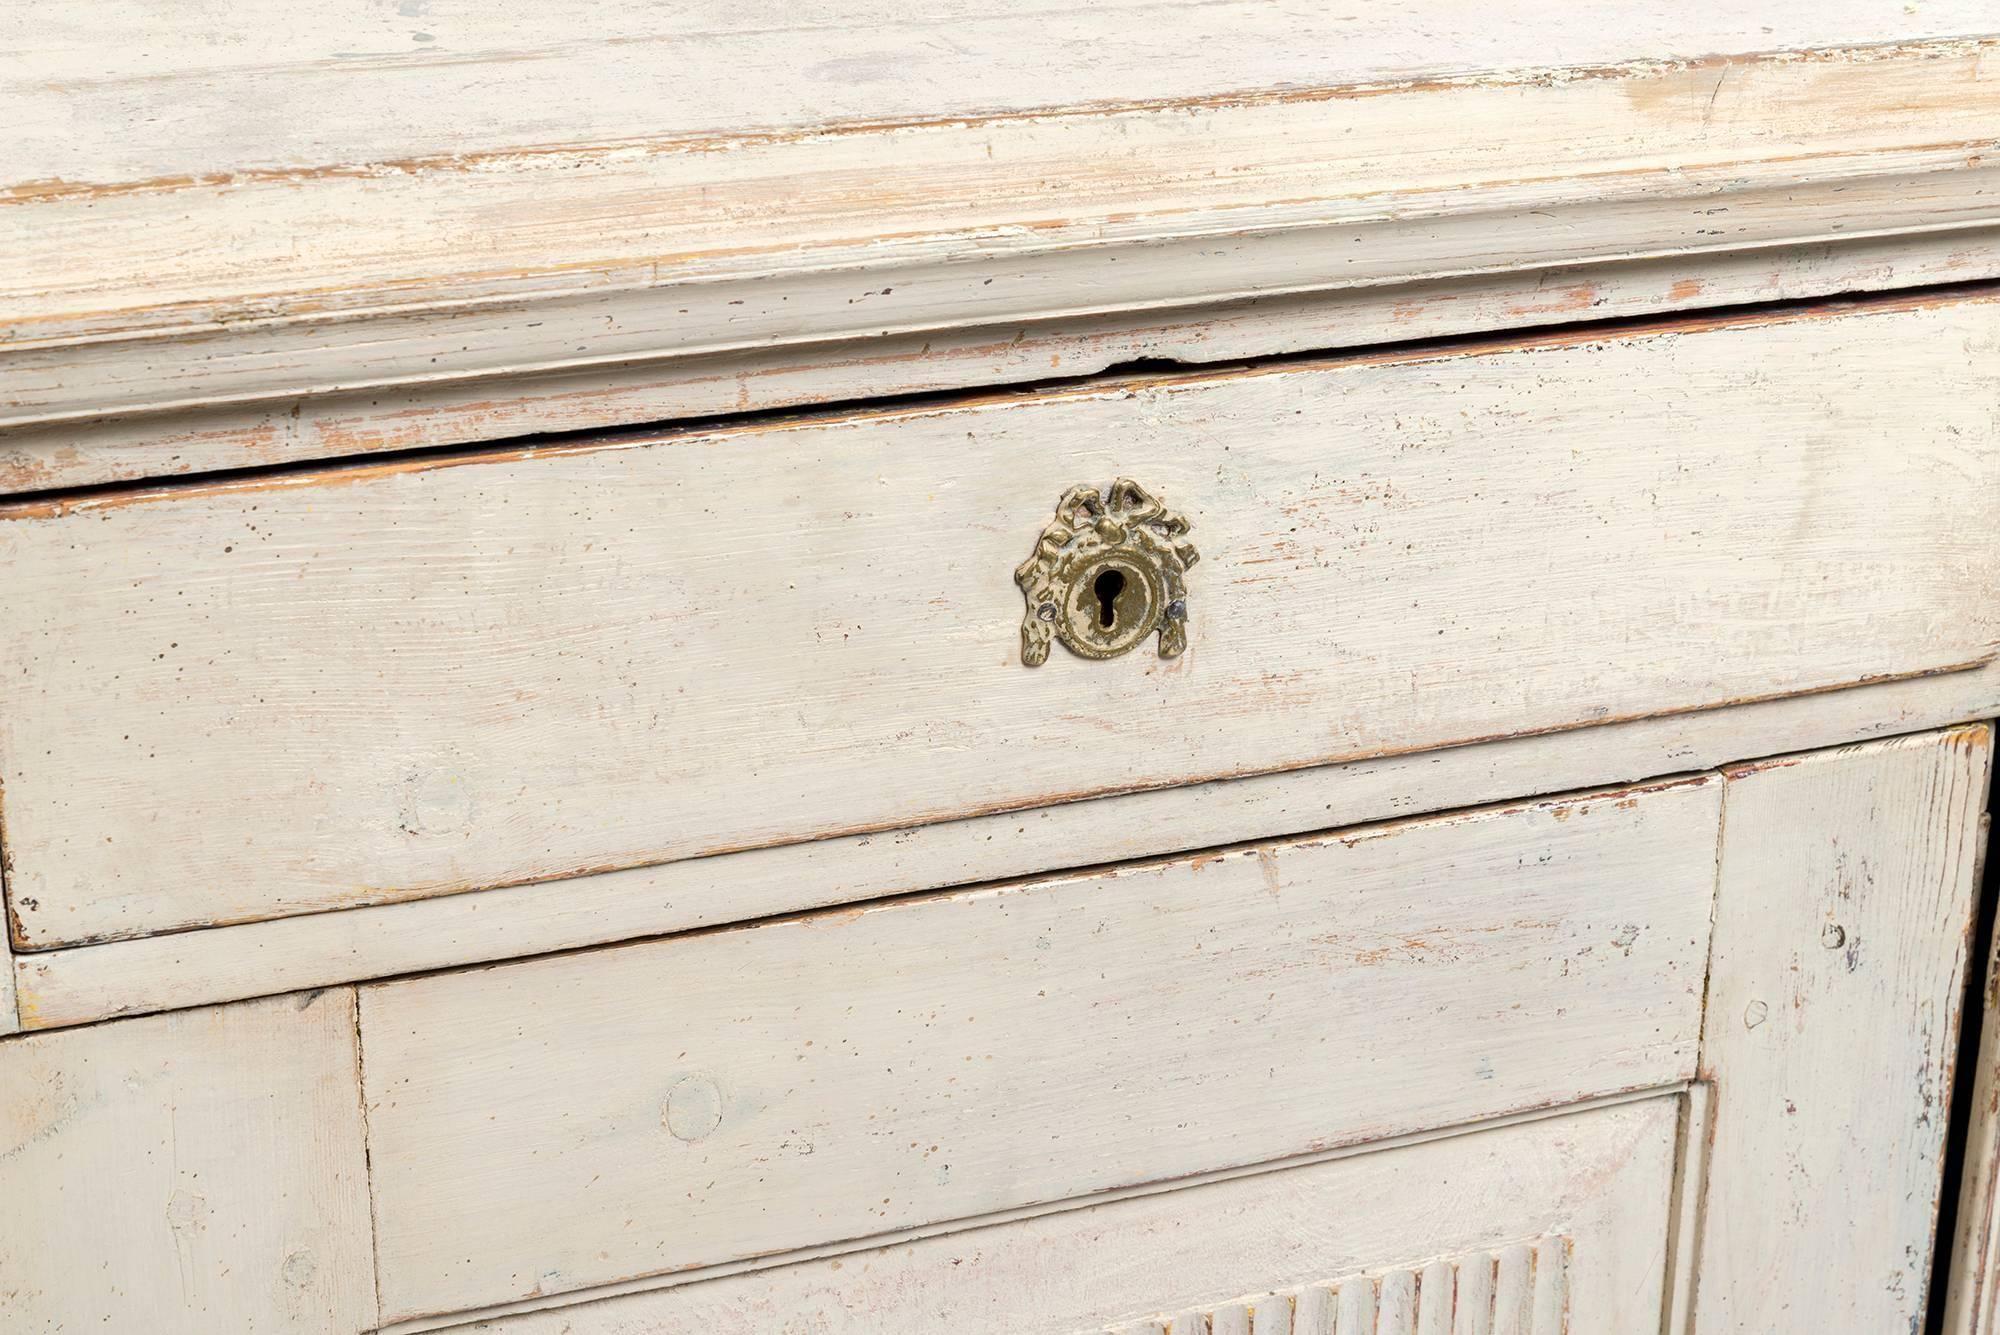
xmin=359 ymin=778 xmax=1716 ymax=1321
xmin=444 ymin=1099 xmax=1674 ymax=1333
xmin=14 ymin=655 xmax=2000 ymax=1033
xmin=1691 ymin=725 xmax=1994 ymax=1333
xmin=0 ymin=990 xmax=376 ymax=1332
xmin=1104 ymin=1237 xmax=1567 ymax=1335
xmin=1942 ymin=804 xmax=1999 ymax=1335
xmin=8 ymin=232 xmax=2000 ymax=495
xmin=0 ymin=8 xmax=1996 ymax=471
xmin=1 ymin=296 xmax=1995 ymax=949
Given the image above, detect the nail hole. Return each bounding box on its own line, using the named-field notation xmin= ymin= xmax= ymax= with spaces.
xmin=1093 ymin=569 xmax=1125 ymax=628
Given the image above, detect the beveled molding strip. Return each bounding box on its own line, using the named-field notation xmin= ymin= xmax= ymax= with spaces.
xmin=1102 ymin=1236 xmax=1569 ymax=1335
xmin=10 ymin=657 xmax=1999 ymax=1036
xmin=397 ymin=1088 xmax=1664 ymax=1335
xmin=2 ymin=39 xmax=1998 ymax=490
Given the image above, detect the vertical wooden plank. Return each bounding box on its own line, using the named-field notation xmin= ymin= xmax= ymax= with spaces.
xmin=1416 ymin=1261 xmax=1455 ymax=1335
xmin=1211 ymin=1305 xmax=1252 ymax=1335
xmin=1335 ymin=1277 xmax=1377 ymax=1334
xmin=1452 ymin=1253 xmax=1494 ymax=1335
xmin=1248 ymin=1293 xmax=1297 ymax=1335
xmin=1659 ymin=1084 xmax=1713 ymax=1335
xmin=0 ymin=989 xmax=376 ymax=1332
xmin=1294 ymin=1285 xmax=1337 ymax=1335
xmin=1529 ymin=1236 xmax=1566 ymax=1335
xmin=1942 ymin=807 xmax=1999 ymax=1335
xmin=1694 ymin=724 xmax=1992 ymax=1333
xmin=0 ymin=921 xmax=16 ymax=1036
xmin=1378 ymin=1270 xmax=1419 ymax=1334
xmin=1490 ymin=1245 xmax=1533 ymax=1335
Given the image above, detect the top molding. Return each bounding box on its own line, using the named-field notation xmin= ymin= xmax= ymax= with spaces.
xmin=3 ymin=4 xmax=1999 ymax=441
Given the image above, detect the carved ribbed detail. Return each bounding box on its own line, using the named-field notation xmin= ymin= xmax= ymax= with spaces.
xmin=1101 ymin=1235 xmax=1570 ymax=1335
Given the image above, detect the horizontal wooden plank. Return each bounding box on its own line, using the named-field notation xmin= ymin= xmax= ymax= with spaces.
xmin=1 ymin=17 xmax=1995 ymax=441
xmin=16 ymin=654 xmax=2000 ymax=1032
xmin=19 ymin=2 xmax=1993 ymax=186
xmin=448 ymin=1097 xmax=1677 ymax=1335
xmin=1 ymin=295 xmax=1993 ymax=948
xmin=359 ymin=778 xmax=1718 ymax=1321
xmin=9 ymin=231 xmax=1999 ymax=496
xmin=0 ymin=990 xmax=376 ymax=1332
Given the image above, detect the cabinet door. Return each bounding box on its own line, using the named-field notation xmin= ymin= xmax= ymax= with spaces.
xmin=360 ymin=777 xmax=1718 ymax=1323
xmin=469 ymin=1096 xmax=1682 ymax=1334
xmin=1688 ymin=724 xmax=1992 ymax=1334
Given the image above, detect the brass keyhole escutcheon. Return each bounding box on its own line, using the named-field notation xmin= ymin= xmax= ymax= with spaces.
xmin=1015 ymin=479 xmax=1198 ymax=666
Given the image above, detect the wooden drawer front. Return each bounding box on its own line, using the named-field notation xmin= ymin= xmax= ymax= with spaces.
xmin=1 ymin=296 xmax=1994 ymax=948
xmin=455 ymin=1096 xmax=1679 ymax=1333
xmin=0 ymin=991 xmax=375 ymax=1334
xmin=360 ymin=777 xmax=1716 ymax=1323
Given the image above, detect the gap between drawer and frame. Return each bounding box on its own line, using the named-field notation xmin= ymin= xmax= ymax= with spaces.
xmin=8 ymin=664 xmax=1998 ymax=1033
xmin=2 ymin=281 xmax=1997 ymax=1030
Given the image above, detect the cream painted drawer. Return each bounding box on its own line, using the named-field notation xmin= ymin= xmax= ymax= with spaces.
xmin=471 ymin=1095 xmax=1681 ymax=1335
xmin=2 ymin=295 xmax=1996 ymax=950
xmin=359 ymin=776 xmax=1719 ymax=1324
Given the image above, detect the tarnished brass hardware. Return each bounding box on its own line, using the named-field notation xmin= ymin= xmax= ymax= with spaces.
xmin=1015 ymin=478 xmax=1198 ymax=666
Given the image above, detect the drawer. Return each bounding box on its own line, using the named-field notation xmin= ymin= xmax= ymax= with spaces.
xmin=359 ymin=776 xmax=1717 ymax=1323
xmin=2 ymin=294 xmax=1996 ymax=948
xmin=472 ymin=1095 xmax=1681 ymax=1334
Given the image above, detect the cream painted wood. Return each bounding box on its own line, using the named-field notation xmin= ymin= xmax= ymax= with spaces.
xmin=5 ymin=296 xmax=1995 ymax=950
xmin=17 ymin=654 xmax=2000 ymax=1033
xmin=438 ymin=1097 xmax=1677 ymax=1334
xmin=1660 ymin=1082 xmax=1713 ymax=1335
xmin=1109 ymin=1238 xmax=1565 ymax=1335
xmin=1689 ymin=725 xmax=1993 ymax=1334
xmin=1943 ymin=808 xmax=1999 ymax=1335
xmin=4 ymin=8 xmax=1997 ymax=448
xmin=11 ymin=229 xmax=1999 ymax=496
xmin=0 ymin=923 xmax=16 ymax=1036
xmin=20 ymin=2 xmax=1991 ymax=180
xmin=359 ymin=778 xmax=1716 ymax=1323
xmin=0 ymin=990 xmax=375 ymax=1333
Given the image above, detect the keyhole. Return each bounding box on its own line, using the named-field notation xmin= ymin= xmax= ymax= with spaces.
xmin=1093 ymin=569 xmax=1125 ymax=628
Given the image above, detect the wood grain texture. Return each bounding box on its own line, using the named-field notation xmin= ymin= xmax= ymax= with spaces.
xmin=1943 ymin=807 xmax=2000 ymax=1335
xmin=16 ymin=654 xmax=2000 ymax=1032
xmin=10 ymin=232 xmax=1999 ymax=496
xmin=1106 ymin=1238 xmax=1566 ymax=1335
xmin=4 ymin=295 xmax=1995 ymax=949
xmin=0 ymin=918 xmax=15 ymax=1036
xmin=445 ymin=1097 xmax=1674 ymax=1334
xmin=1690 ymin=725 xmax=1993 ymax=1333
xmin=0 ymin=989 xmax=376 ymax=1332
xmin=1 ymin=6 xmax=1996 ymax=445
xmin=359 ymin=778 xmax=1716 ymax=1322
xmin=17 ymin=1 xmax=1992 ymax=183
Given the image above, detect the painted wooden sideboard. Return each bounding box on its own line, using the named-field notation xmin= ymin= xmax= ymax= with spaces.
xmin=3 ymin=5 xmax=1998 ymax=1332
